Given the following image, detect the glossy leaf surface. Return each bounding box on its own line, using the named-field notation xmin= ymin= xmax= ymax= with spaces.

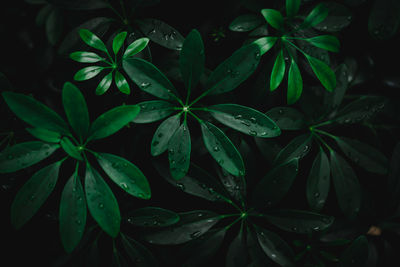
xmin=168 ymin=122 xmax=191 ymax=180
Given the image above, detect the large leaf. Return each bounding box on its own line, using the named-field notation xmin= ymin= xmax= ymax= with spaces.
xmin=79 ymin=29 xmax=108 ymax=52
xmin=97 ymin=153 xmax=151 ymax=199
xmin=305 ymin=55 xmax=336 ymax=92
xmin=151 ymin=113 xmax=181 ymax=156
xmin=286 ymin=0 xmax=301 ymax=17
xmin=339 ymin=236 xmax=369 ymax=267
xmin=201 ymin=121 xmax=245 ymax=177
xmin=2 ymin=92 xmax=69 ymax=134
xmin=273 ymin=133 xmax=312 ymax=165
xmin=287 ymin=58 xmax=303 ymax=104
xmin=208 ymin=104 xmax=280 ymax=137
xmin=261 ymin=9 xmax=284 ymax=30
xmin=60 ymin=136 xmax=83 ymax=160
xmin=168 ymin=122 xmax=191 ymax=180
xmin=112 ymin=31 xmax=127 ymax=56
xmin=133 ymin=100 xmax=175 ymax=123
xmin=252 ymin=158 xmax=299 ymax=208
xmin=302 ymin=3 xmax=329 ymax=28
xmin=11 ymin=161 xmax=62 ymax=229
xmin=229 ymin=14 xmax=264 ymax=32
xmin=88 ymin=105 xmax=140 ymax=141
xmin=0 ymin=142 xmax=59 ymax=173
xmin=123 ymin=58 xmax=179 ymax=101
xmin=85 ymin=166 xmax=120 ymax=237
xmin=126 ymin=207 xmax=179 ymax=227
xmin=26 ymin=127 xmax=61 ymax=143
xmin=62 ymin=82 xmax=89 ymax=141
xmin=270 ymin=49 xmax=286 ymax=91
xmin=144 ymin=210 xmax=220 ymax=245
xmin=265 ymin=107 xmax=306 ymax=130
xmin=59 ymin=172 xmax=87 ymax=253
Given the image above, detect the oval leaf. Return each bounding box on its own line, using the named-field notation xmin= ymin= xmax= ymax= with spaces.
xmin=26 ymin=127 xmax=61 ymax=143
xmin=303 ymin=3 xmax=329 ymax=28
xmin=286 ymin=0 xmax=301 ymax=17
xmin=168 ymin=122 xmax=191 ymax=180
xmin=253 ymin=36 xmax=278 ymax=55
xmin=112 ymin=31 xmax=127 ymax=56
xmin=79 ymin=28 xmax=108 ymax=52
xmin=287 ymin=58 xmax=303 ymax=104
xmin=270 ymin=49 xmax=286 ymax=91
xmin=229 ymin=14 xmax=264 ymax=32
xmin=151 ymin=113 xmax=181 ymax=156
xmin=261 ymin=9 xmax=284 ymax=30
xmin=70 ymin=51 xmax=104 ymax=63
xmin=73 ymin=66 xmax=104 ymax=81
xmin=133 ymin=100 xmax=175 ymax=123
xmin=305 ymin=55 xmax=336 ymax=92
xmin=123 ymin=37 xmax=150 ymax=58
xmin=313 ymin=2 xmax=353 ymax=32
xmin=126 ymin=207 xmax=179 ymax=227
xmin=305 ymin=35 xmax=340 ymax=52
xmin=115 ymin=71 xmax=130 ymax=94
xmin=95 ymin=71 xmax=113 ymax=95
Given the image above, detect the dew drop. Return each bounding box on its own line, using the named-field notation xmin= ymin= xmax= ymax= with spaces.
xmin=234 ymin=185 xmax=240 ymax=190
xmin=138 ymin=193 xmax=145 ymax=198
xmin=190 ymin=231 xmax=201 ymax=239
xmin=313 ymin=226 xmax=320 ymax=231
xmin=75 ymin=219 xmax=82 ymax=225
xmin=120 ymin=183 xmax=129 ymax=190
xmin=140 ymin=82 xmax=151 ymax=89
xmin=168 ymin=148 xmax=174 ymax=154
xmin=278 ymin=109 xmax=284 ymax=115
xmin=218 ymin=159 xmax=224 ymax=164
xmin=314 ymin=192 xmax=320 ymax=198
xmin=234 ymin=114 xmax=243 ymax=120
xmin=271 ymin=253 xmax=277 ymax=258
xmin=148 ymin=29 xmax=156 ymax=35
xmin=347 ymin=16 xmax=352 ymax=21
xmin=248 ymin=130 xmax=257 ymax=136
xmin=198 ymin=213 xmax=203 ymax=217
xmin=292 ymin=227 xmax=298 ymax=231
xmin=98 ymin=203 xmax=104 ymax=209
xmin=322 ymin=26 xmax=328 ymax=30
xmin=176 ymin=183 xmax=185 ymax=190
xmin=241 ymin=120 xmax=251 ymax=127
xmin=29 ymin=195 xmax=35 ymax=201
xmin=303 ymin=145 xmax=309 ymax=152
xmin=213 ymin=146 xmax=220 ymax=152
xmin=255 ymin=51 xmax=260 ymax=59
xmin=260 ymin=131 xmax=268 ymax=136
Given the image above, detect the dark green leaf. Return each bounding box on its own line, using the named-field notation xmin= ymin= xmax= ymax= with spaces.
xmin=85 ymin=165 xmax=120 ymax=237
xmin=226 ymin=231 xmax=248 ymax=267
xmin=313 ymin=2 xmax=352 ymax=32
xmin=123 ymin=37 xmax=150 ymax=58
xmin=330 ymin=151 xmax=361 ymax=219
xmin=305 ymin=55 xmax=336 ymax=92
xmin=88 ymin=105 xmax=140 ymax=141
xmin=11 ymin=161 xmax=62 ymax=229
xmin=307 ymin=149 xmax=330 ymax=211
xmin=112 ymin=31 xmax=127 ymax=56
xmin=368 ymin=0 xmax=400 ymax=40
xmin=115 ymin=71 xmax=130 ymax=94
xmin=305 ymin=35 xmax=340 ymax=52
xmin=261 ymin=9 xmax=284 ymax=30
xmin=0 ymin=142 xmax=59 ymax=173
xmin=133 ymin=100 xmax=175 ymax=123
xmin=126 ymin=207 xmax=179 ymax=227
xmin=303 ymin=3 xmax=329 ymax=28
xmin=216 ymin=167 xmax=246 ymax=204
xmin=339 ymin=236 xmax=369 ymax=267
xmin=168 ymin=122 xmax=191 ymax=180
xmin=59 ymin=172 xmax=87 ymax=253
xmin=208 ymin=104 xmax=280 ymax=138
xmin=323 ymin=64 xmax=349 ymax=111
xmin=287 ymin=58 xmax=303 ymax=104
xmin=96 ymin=71 xmax=113 ymax=95
xmin=144 ymin=210 xmax=220 ymax=245
xmin=46 ymin=8 xmax=62 ymax=45
xmin=286 ymin=0 xmax=301 ymax=17
xmin=151 ymin=114 xmax=181 ymax=156
xmin=229 ymin=14 xmax=264 ymax=32
xmin=180 ymin=29 xmax=205 ymax=92
xmin=201 ymin=121 xmax=245 ymax=176
xmin=273 ymin=133 xmax=312 ymax=165
xmin=79 ymin=29 xmax=108 ymax=52
xmin=73 ymin=66 xmax=104 ymax=81
xmin=62 ymin=82 xmax=89 ymax=141
xmin=60 ymin=136 xmax=83 ymax=160
xmin=252 ymin=158 xmax=299 ymax=208
xmin=26 ymin=127 xmax=61 ymax=143
xmin=120 ymin=234 xmax=158 ymax=267
xmin=97 ymin=152 xmax=151 ymax=199
xmin=2 ymin=91 xmax=69 ymax=134
xmin=70 ymin=51 xmax=104 ymax=63
xmin=265 ymin=107 xmax=306 ymax=130
xmin=253 ymin=36 xmax=278 ymax=55
xmin=270 ymin=49 xmax=286 ymax=91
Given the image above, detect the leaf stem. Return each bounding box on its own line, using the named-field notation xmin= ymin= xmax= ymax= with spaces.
xmin=188 ymin=110 xmax=203 ymax=124
xmin=224 ymin=215 xmax=242 ymax=231
xmin=106 ymin=0 xmax=125 ymax=23
xmin=310 ymin=120 xmax=334 ymax=129
xmin=188 ymin=76 xmax=229 ymax=107
xmin=313 ymin=129 xmax=338 ymax=140
xmin=312 ymin=132 xmax=333 ymax=152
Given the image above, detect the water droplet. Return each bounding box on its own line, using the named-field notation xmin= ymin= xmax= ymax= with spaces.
xmin=249 ymin=117 xmax=257 ymax=123
xmin=98 ymin=203 xmax=104 ymax=209
xmin=322 ymin=26 xmax=328 ymax=30
xmin=303 ymin=145 xmax=309 ymax=152
xmin=168 ymin=148 xmax=174 ymax=154
xmin=176 ymin=183 xmax=185 ymax=190
xmin=198 ymin=213 xmax=203 ymax=217
xmin=190 ymin=231 xmax=201 ymax=239
xmin=234 ymin=115 xmax=243 ymax=120
xmin=127 ymin=218 xmax=133 ymax=223
xmin=138 ymin=193 xmax=145 ymax=198
xmin=248 ymin=130 xmax=257 ymax=136
xmin=164 ymin=34 xmax=169 ymax=41
xmin=234 ymin=185 xmax=240 ymax=190
xmin=314 ymin=192 xmax=320 ymax=198
xmin=200 ymin=183 xmax=207 ymax=189
xmin=213 ymin=146 xmax=220 ymax=152
xmin=278 ymin=109 xmax=284 ymax=115
xmin=6 ymin=154 xmax=13 ymax=159
xmin=271 ymin=253 xmax=277 ymax=258
xmin=75 ymin=219 xmax=82 ymax=225
xmin=120 ymin=183 xmax=129 ymax=190
xmin=176 ymin=44 xmax=183 ymax=50
xmin=241 ymin=120 xmax=251 ymax=127
xmin=218 ymin=159 xmax=224 ymax=164
xmin=140 ymin=82 xmax=151 ymax=89
xmin=292 ymin=227 xmax=298 ymax=231
xmin=260 ymin=131 xmax=268 ymax=136
xmin=148 ymin=29 xmax=156 ymax=35
xmin=347 ymin=16 xmax=352 ymax=21
xmin=255 ymin=51 xmax=260 ymax=59
xmin=29 ymin=195 xmax=35 ymax=201
xmin=313 ymin=226 xmax=320 ymax=231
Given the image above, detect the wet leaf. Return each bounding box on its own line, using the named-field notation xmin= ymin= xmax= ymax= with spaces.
xmin=133 ymin=100 xmax=175 ymax=123
xmin=229 ymin=14 xmax=264 ymax=32
xmin=265 ymin=107 xmax=306 ymax=130
xmin=168 ymin=122 xmax=191 ymax=180
xmin=60 ymin=136 xmax=82 ymax=160
xmin=270 ymin=49 xmax=286 ymax=91
xmin=151 ymin=114 xmax=181 ymax=156
xmin=126 ymin=207 xmax=179 ymax=227
xmin=273 ymin=133 xmax=312 ymax=165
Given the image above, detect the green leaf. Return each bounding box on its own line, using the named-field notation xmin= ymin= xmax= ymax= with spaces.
xmin=95 ymin=71 xmax=113 ymax=95
xmin=303 ymin=3 xmax=329 ymax=28
xmin=46 ymin=8 xmax=63 ymax=45
xmin=339 ymin=236 xmax=369 ymax=267
xmin=133 ymin=100 xmax=175 ymax=123
xmin=168 ymin=122 xmax=191 ymax=180
xmin=123 ymin=37 xmax=150 ymax=58
xmin=70 ymin=51 xmax=104 ymax=63
xmin=112 ymin=31 xmax=127 ymax=56
xmin=2 ymin=91 xmax=69 ymax=134
xmin=180 ymin=29 xmax=205 ymax=92
xmin=73 ymin=66 xmax=104 ymax=81
xmin=229 ymin=14 xmax=264 ymax=32
xmin=286 ymin=0 xmax=301 ymax=17
xmin=123 ymin=58 xmax=179 ymax=101
xmin=323 ymin=64 xmax=349 ymax=111
xmin=273 ymin=133 xmax=312 ymax=165
xmin=208 ymin=104 xmax=280 ymax=138
xmin=62 ymin=82 xmax=89 ymax=140
xmin=88 ymin=105 xmax=140 ymax=141
xmin=115 ymin=71 xmax=130 ymax=94
xmin=79 ymin=28 xmax=108 ymax=52
xmin=97 ymin=153 xmax=151 ymax=199
xmin=0 ymin=142 xmax=59 ymax=173
xmin=85 ymin=165 xmax=120 ymax=237
xmin=60 ymin=136 xmax=83 ymax=160
xmin=144 ymin=210 xmax=220 ymax=245
xmin=335 ymin=137 xmax=388 ymax=174
xmin=305 ymin=54 xmax=336 ymax=92
xmin=26 ymin=127 xmax=61 ymax=143
xmin=59 ymin=172 xmax=87 ymax=253
xmin=265 ymin=107 xmax=306 ymax=130
xmin=226 ymin=231 xmax=248 ymax=267
xmin=11 ymin=161 xmax=62 ymax=229
xmin=216 ymin=167 xmax=246 ymax=203
xmin=264 ymin=209 xmax=334 ymax=234
xmin=252 ymin=158 xmax=299 ymax=208
xmin=201 ymin=121 xmax=245 ymax=177
xmin=330 ymin=151 xmax=361 ymax=219
xmin=151 ymin=114 xmax=181 ymax=156
xmin=206 ymin=43 xmax=260 ymax=96
xmin=253 ymin=37 xmax=278 ymax=55
xmin=120 ymin=234 xmax=158 ymax=267
xmin=306 ymin=149 xmax=331 ymax=211
xmin=261 ymin=9 xmax=284 ymax=30
xmin=305 ymin=35 xmax=340 ymax=52
xmin=126 ymin=207 xmax=179 ymax=227
xmin=287 ymin=58 xmax=303 ymax=104
xmin=270 ymin=49 xmax=286 ymax=91
xmin=255 ymin=226 xmax=295 ymax=266
xmin=313 ymin=2 xmax=353 ymax=32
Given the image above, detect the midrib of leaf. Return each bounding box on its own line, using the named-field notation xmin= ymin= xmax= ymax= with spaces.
xmin=189 ymin=75 xmax=230 ymax=107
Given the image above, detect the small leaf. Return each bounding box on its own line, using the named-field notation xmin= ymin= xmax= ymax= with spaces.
xmin=26 ymin=127 xmax=61 ymax=143
xmin=261 ymin=9 xmax=284 ymax=30
xmin=60 ymin=136 xmax=83 ymax=160
xmin=208 ymin=104 xmax=280 ymax=138
xmin=303 ymin=3 xmax=329 ymax=28
xmin=95 ymin=72 xmax=113 ymax=95
xmin=273 ymin=133 xmax=312 ymax=165
xmin=2 ymin=91 xmax=69 ymax=134
xmin=112 ymin=31 xmax=127 ymax=56
xmin=120 ymin=234 xmax=158 ymax=267
xmin=305 ymin=35 xmax=340 ymax=52
xmin=270 ymin=49 xmax=286 ymax=91
xmin=144 ymin=210 xmax=220 ymax=245
xmin=62 ymin=82 xmax=89 ymax=141
xmin=229 ymin=14 xmax=264 ymax=32
xmin=168 ymin=122 xmax=191 ymax=180
xmin=253 ymin=36 xmax=278 ymax=55
xmin=287 ymin=58 xmax=303 ymax=104
xmin=79 ymin=28 xmax=108 ymax=52
xmin=85 ymin=165 xmax=120 ymax=237
xmin=70 ymin=51 xmax=104 ymax=63
xmin=201 ymin=121 xmax=245 ymax=177
xmin=305 ymin=54 xmax=336 ymax=92
xmin=88 ymin=105 xmax=140 ymax=141
xmin=59 ymin=173 xmax=87 ymax=253
xmin=151 ymin=114 xmax=181 ymax=156
xmin=123 ymin=37 xmax=150 ymax=58
xmin=73 ymin=66 xmax=104 ymax=81
xmin=339 ymin=236 xmax=369 ymax=267
xmin=286 ymin=0 xmax=301 ymax=17
xmin=126 ymin=207 xmax=179 ymax=227
xmin=11 ymin=161 xmax=62 ymax=229
xmin=0 ymin=142 xmax=59 ymax=173
xmin=133 ymin=100 xmax=175 ymax=123
xmin=97 ymin=153 xmax=151 ymax=199
xmin=265 ymin=107 xmax=306 ymax=130
xmin=115 ymin=71 xmax=130 ymax=94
